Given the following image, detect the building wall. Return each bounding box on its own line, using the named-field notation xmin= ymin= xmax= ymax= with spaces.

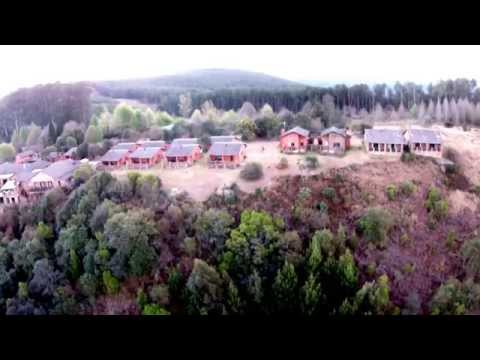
xmin=320 ymin=133 xmax=347 ymax=153
xmin=280 ymin=133 xmax=307 ymax=152
xmin=365 ymin=141 xmax=403 ymax=154
xmin=411 ymin=143 xmax=442 ymax=158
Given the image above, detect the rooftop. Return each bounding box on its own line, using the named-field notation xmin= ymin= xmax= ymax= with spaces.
xmin=210 ymin=136 xmax=239 ymax=143
xmin=209 ymin=142 xmax=245 ymax=156
xmin=407 ymin=129 xmax=442 ymax=144
xmin=364 ymin=129 xmax=405 ymax=144
xmin=171 ymin=138 xmax=199 ymax=145
xmin=281 ymin=126 xmax=310 ymax=138
xmin=321 ymin=127 xmax=348 ymax=137
xmin=42 ymin=159 xmax=81 ymax=181
xmin=100 ymin=149 xmax=129 ymax=162
xmin=112 ymin=142 xmax=137 ymax=151
xmin=166 ymin=144 xmax=198 ymax=157
xmin=130 ymin=147 xmax=162 ymax=159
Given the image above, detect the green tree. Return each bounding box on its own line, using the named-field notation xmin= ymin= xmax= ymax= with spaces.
xmin=430 ymin=278 xmax=480 ymax=315
xmin=194 ymin=209 xmax=234 ymax=257
xmin=142 ymin=304 xmax=170 ymax=315
xmin=186 ymin=259 xmax=224 ymax=315
xmin=0 ymin=143 xmax=15 ymax=162
xmin=26 ymin=124 xmax=42 ymax=147
xmin=461 ymin=237 xmax=480 ymax=280
xmin=236 ymin=118 xmax=257 ymax=141
xmin=357 ymin=208 xmax=393 ymax=247
xmin=273 ymin=261 xmax=298 ymax=312
xmin=221 ymin=210 xmax=284 ymax=281
xmin=339 ymin=274 xmax=392 ymax=315
xmin=112 ymin=103 xmax=135 ymax=130
xmin=85 ymin=125 xmax=103 ymax=144
xmin=104 ymin=210 xmax=158 ymax=277
xmin=302 ymin=273 xmax=324 ymax=315
xmin=102 ymin=270 xmax=120 ymax=295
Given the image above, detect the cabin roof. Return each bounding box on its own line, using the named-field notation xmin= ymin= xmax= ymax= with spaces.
xmin=172 ymin=138 xmax=199 ymax=145
xmin=112 ymin=142 xmax=137 ymax=151
xmin=166 ymin=144 xmax=197 ymax=157
xmin=100 ymin=149 xmax=129 ymax=162
xmin=281 ymin=126 xmax=310 ymax=138
xmin=208 ymin=142 xmax=244 ymax=156
xmin=130 ymin=147 xmax=162 ymax=159
xmin=407 ymin=129 xmax=442 ymax=144
xmin=210 ymin=136 xmax=238 ymax=143
xmin=42 ymin=159 xmax=81 ymax=181
xmin=138 ymin=140 xmax=166 ymax=148
xmin=0 ymin=160 xmax=49 ymax=176
xmin=321 ymin=127 xmax=347 ymax=137
xmin=364 ymin=129 xmax=405 ymax=144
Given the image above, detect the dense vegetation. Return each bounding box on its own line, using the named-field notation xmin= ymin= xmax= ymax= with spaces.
xmin=0 ymin=154 xmax=478 ymax=315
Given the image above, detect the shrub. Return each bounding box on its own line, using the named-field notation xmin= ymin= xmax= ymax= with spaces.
xmin=322 ymin=187 xmax=336 ymax=200
xmin=357 ymin=208 xmax=393 ymax=247
xmin=240 ymin=162 xmax=264 ymax=181
xmin=470 ymin=185 xmax=480 ymax=197
xmin=425 ymin=187 xmax=448 ymax=222
xmin=277 ymin=157 xmax=289 ymax=170
xmin=316 ymin=201 xmax=328 ymax=213
xmin=304 ymin=155 xmax=319 ymax=170
xmin=142 ymin=304 xmax=170 ymax=315
xmin=400 ymin=181 xmax=416 ymax=197
xmin=0 ymin=143 xmax=16 ymax=162
xmin=401 ymin=152 xmax=416 ymax=163
xmin=385 ymin=184 xmax=397 ymax=201
xmin=446 ymin=230 xmax=457 ymax=250
xmin=102 ymin=271 xmax=120 ymax=295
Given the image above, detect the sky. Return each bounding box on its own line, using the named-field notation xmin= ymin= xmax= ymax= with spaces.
xmin=1 ymin=45 xmax=480 ymax=96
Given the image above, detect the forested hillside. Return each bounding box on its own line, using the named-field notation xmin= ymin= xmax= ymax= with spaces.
xmin=0 ymin=83 xmax=93 ymax=142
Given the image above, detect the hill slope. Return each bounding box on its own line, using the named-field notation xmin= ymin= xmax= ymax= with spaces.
xmin=95 ymin=69 xmax=310 ymax=93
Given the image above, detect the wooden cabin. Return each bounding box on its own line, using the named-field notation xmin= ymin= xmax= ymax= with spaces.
xmin=404 ymin=129 xmax=442 ymax=158
xmin=165 ymin=144 xmax=201 ymax=168
xmin=99 ymin=149 xmax=130 ymax=169
xmin=309 ymin=127 xmax=351 ymax=154
xmin=208 ymin=142 xmax=247 ymax=168
xmin=364 ymin=129 xmax=405 ymax=155
xmin=128 ymin=147 xmax=163 ymax=169
xmin=279 ymin=126 xmax=310 ymax=153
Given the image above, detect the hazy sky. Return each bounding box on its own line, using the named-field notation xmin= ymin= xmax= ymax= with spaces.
xmin=1 ymin=45 xmax=480 ymax=96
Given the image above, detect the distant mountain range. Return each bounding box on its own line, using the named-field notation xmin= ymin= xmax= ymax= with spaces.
xmin=95 ymin=69 xmax=311 ymax=93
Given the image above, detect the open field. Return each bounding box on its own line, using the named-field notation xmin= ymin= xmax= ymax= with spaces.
xmin=112 ymin=137 xmax=397 ymax=201
xmin=111 ymin=125 xmax=480 ymax=202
